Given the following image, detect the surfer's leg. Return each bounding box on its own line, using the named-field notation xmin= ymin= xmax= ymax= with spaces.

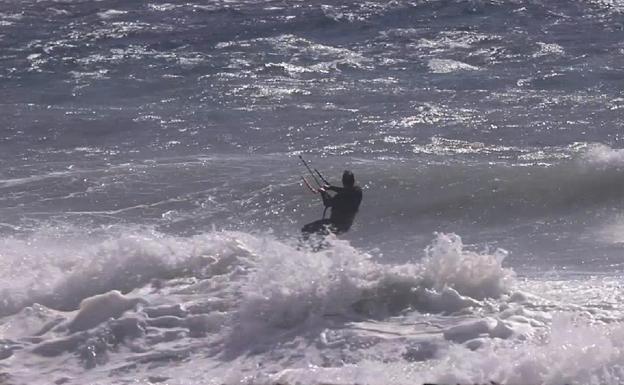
xmin=301 ymin=219 xmax=333 ymax=235
xmin=300 ymin=219 xmax=334 ymax=251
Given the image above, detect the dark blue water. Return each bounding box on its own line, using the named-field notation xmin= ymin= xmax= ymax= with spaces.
xmin=3 ymin=1 xmax=624 ymax=384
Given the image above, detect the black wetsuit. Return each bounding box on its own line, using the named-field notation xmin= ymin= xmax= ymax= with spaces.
xmin=302 ymin=185 xmax=363 ymax=235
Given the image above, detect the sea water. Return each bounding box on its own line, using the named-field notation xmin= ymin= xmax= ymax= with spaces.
xmin=3 ymin=1 xmax=624 ymax=384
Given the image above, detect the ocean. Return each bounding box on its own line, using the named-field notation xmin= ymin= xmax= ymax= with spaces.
xmin=3 ymin=0 xmax=624 ymax=384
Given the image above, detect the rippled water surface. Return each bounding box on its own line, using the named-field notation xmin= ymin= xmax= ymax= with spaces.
xmin=3 ymin=1 xmax=624 ymax=384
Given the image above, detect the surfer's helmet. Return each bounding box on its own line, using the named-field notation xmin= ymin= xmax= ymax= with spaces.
xmin=342 ymin=170 xmax=355 ymax=187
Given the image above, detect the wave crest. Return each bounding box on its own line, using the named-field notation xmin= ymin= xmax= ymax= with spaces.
xmin=421 ymin=232 xmax=513 ymax=300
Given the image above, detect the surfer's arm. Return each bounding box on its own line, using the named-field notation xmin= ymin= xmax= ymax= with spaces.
xmin=320 ymin=190 xmax=333 ymax=207
xmin=325 ymin=185 xmax=344 ymax=193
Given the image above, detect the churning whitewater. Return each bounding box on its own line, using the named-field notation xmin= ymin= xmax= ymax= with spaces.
xmin=3 ymin=0 xmax=624 ymax=384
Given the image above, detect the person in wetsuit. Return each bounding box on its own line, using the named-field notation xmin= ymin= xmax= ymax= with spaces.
xmin=301 ymin=170 xmax=363 ymax=236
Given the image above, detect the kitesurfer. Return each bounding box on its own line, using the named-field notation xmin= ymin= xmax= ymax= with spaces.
xmin=301 ymin=170 xmax=362 ymax=236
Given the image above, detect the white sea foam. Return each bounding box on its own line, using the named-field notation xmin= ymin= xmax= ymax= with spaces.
xmin=97 ymin=10 xmax=127 ymax=19
xmin=423 ymin=313 xmax=624 ymax=385
xmin=1 ymin=225 xmax=512 ymax=325
xmin=418 ymin=31 xmax=499 ymax=50
xmin=534 ymin=42 xmax=565 ymax=57
xmin=320 ymin=3 xmax=398 ymax=23
xmin=421 ymin=232 xmax=514 ymax=299
xmin=3 ymin=227 xmax=624 ymax=385
xmin=596 ymin=213 xmax=624 ymax=244
xmin=412 ymin=136 xmax=521 ymax=156
xmin=581 ymin=142 xmax=624 ymax=167
xmin=226 ymin=231 xmax=515 ymax=353
xmin=217 ymin=34 xmax=369 ymax=73
xmin=67 ymin=290 xmax=145 ymax=332
xmin=266 ymin=314 xmax=624 ymax=385
xmin=231 ymin=235 xmax=376 ymax=341
xmin=428 ymin=58 xmax=480 ymax=73
xmin=0 ymin=226 xmax=255 ymax=315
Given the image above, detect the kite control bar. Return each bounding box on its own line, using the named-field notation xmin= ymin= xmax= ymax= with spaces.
xmin=298 ymin=155 xmax=330 ymax=188
xmin=301 ymin=176 xmax=318 ymax=194
xmin=299 ymin=155 xmax=331 ymax=219
xmin=314 ymin=168 xmax=329 ymax=186
xmin=298 ymin=155 xmax=322 ymax=188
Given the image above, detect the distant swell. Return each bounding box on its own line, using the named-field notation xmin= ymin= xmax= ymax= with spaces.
xmin=370 ymin=143 xmax=624 ymax=224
